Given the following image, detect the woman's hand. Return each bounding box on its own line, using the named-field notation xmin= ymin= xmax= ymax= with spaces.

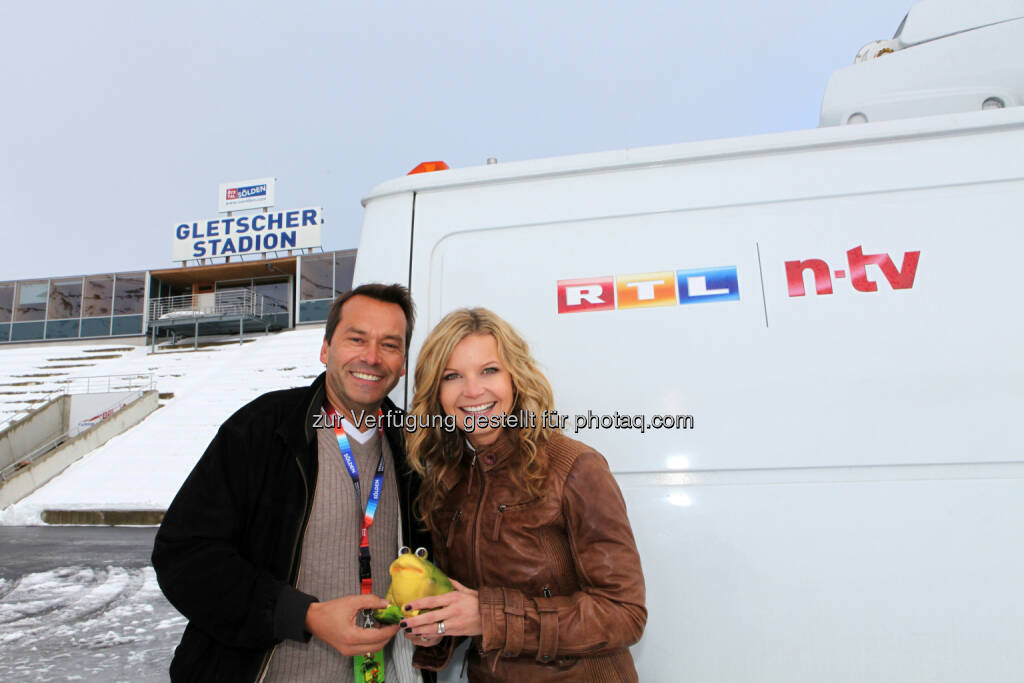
xmin=399 ymin=579 xmax=482 ymax=643
xmin=403 ymin=630 xmax=444 ymax=647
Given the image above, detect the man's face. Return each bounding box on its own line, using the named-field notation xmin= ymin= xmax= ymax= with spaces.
xmin=319 ymin=295 xmax=407 ymax=418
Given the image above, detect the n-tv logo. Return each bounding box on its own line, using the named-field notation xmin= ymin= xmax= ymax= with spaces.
xmin=785 ymin=245 xmax=920 ymax=297
xmin=558 ymin=266 xmax=739 ymax=314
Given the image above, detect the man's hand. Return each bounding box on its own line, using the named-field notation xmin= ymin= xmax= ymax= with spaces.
xmin=305 ymin=594 xmax=399 ymax=656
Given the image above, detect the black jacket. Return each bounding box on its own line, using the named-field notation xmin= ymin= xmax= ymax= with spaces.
xmin=152 ymin=373 xmax=430 ymax=681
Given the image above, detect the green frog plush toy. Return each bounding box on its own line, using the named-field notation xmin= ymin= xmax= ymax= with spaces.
xmin=373 ymin=546 xmax=454 ymax=624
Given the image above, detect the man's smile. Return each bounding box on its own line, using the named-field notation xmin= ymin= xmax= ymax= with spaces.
xmin=350 ymin=370 xmax=383 ymax=382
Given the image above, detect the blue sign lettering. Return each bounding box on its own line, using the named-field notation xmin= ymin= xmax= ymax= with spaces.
xmin=175 ymin=208 xmax=321 ymax=260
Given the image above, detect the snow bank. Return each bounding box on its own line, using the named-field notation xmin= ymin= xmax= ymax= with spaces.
xmin=0 ymin=328 xmax=326 ymax=524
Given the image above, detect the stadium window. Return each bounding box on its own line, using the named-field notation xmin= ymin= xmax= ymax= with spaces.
xmin=14 ymin=281 xmax=48 ymax=322
xmin=113 ymin=273 xmax=144 ymax=315
xmin=80 ymin=317 xmax=113 ymax=337
xmin=215 ymin=279 xmax=251 ymax=291
xmin=300 ymin=254 xmax=333 ymax=301
xmin=253 ymin=279 xmax=289 ymax=312
xmin=83 ymin=276 xmax=114 ymax=317
xmin=48 ymin=278 xmax=83 ymax=320
xmin=0 ymin=284 xmax=13 ymax=323
xmin=334 ymin=252 xmax=355 ymax=296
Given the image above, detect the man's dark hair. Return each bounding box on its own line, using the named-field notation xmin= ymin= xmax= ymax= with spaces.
xmin=324 ymin=283 xmax=415 ymax=351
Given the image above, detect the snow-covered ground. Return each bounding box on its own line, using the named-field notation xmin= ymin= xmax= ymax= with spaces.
xmin=0 ymin=327 xmax=326 ymax=525
xmin=0 ymin=565 xmax=183 ymax=681
xmin=0 ymin=526 xmax=182 ymax=681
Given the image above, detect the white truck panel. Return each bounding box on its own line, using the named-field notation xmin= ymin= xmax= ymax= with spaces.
xmin=353 ymin=191 xmax=414 ymax=403
xmin=358 ymin=74 xmax=1024 ymax=683
xmin=820 ymin=18 xmax=1024 ymax=126
xmin=897 ymin=0 xmax=1024 ymax=46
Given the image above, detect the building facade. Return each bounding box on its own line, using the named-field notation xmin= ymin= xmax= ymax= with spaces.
xmin=0 ymin=249 xmax=355 ymax=344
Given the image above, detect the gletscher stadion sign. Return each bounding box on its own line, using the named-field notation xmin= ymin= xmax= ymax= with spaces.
xmin=172 ymin=177 xmax=324 ymax=261
xmin=172 ymin=207 xmax=323 ymax=260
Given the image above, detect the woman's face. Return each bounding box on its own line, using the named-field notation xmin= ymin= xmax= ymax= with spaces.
xmin=439 ymin=333 xmax=515 ymax=448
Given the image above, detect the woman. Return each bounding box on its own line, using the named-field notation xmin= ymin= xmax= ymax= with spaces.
xmin=399 ymin=308 xmax=646 ymax=681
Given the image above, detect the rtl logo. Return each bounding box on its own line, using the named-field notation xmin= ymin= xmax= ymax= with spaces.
xmin=558 ymin=266 xmax=739 ymax=314
xmin=785 ymin=246 xmax=920 ymax=297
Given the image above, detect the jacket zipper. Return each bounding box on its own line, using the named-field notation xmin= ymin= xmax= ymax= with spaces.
xmin=469 ymin=453 xmax=489 ymax=660
xmin=490 ymin=499 xmax=538 ymax=541
xmin=470 ymin=454 xmax=486 ymax=590
xmin=446 ymin=510 xmax=463 ymax=551
xmin=254 ymin=454 xmax=313 ymax=683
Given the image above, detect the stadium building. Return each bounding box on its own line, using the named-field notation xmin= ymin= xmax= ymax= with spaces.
xmin=0 ymin=178 xmax=353 ymax=346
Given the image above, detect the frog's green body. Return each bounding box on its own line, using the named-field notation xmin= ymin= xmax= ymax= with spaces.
xmin=372 ymin=548 xmax=454 ymax=624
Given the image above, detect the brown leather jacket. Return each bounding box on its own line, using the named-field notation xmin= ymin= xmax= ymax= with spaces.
xmin=413 ymin=431 xmax=646 ymax=681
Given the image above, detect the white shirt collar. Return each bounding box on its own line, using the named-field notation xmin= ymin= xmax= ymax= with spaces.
xmin=340 ymin=417 xmax=376 ymax=444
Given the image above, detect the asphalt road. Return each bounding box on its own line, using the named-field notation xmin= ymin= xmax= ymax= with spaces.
xmin=0 ymin=526 xmax=185 ymax=682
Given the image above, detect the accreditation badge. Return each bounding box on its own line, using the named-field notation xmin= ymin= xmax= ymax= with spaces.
xmin=355 ymin=649 xmax=385 ymax=683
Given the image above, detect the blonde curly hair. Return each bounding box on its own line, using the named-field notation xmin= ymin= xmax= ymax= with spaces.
xmin=407 ymin=308 xmax=556 ymax=530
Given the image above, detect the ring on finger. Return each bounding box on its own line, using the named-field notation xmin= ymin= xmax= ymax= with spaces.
xmin=437 ymin=620 xmax=446 ymax=635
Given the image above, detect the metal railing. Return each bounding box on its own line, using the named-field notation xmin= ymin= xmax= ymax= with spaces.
xmin=148 ymin=288 xmax=266 ymax=321
xmin=0 ymin=373 xmax=154 ymax=435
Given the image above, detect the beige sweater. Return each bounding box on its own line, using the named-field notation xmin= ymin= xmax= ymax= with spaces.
xmin=265 ymin=423 xmax=416 ymax=682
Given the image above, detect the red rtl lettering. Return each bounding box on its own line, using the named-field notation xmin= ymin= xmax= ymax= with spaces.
xmin=847 ymin=246 xmax=921 ymax=292
xmin=785 ymin=259 xmax=832 ymax=297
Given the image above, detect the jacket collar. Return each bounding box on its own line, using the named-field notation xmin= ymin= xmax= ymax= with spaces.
xmin=437 ymin=430 xmax=517 ymax=494
xmin=284 ymin=371 xmax=409 ymax=469
xmin=473 ymin=429 xmax=517 ymax=472
xmin=302 ymin=373 xmax=328 ymax=445
xmin=271 ymin=372 xmax=327 ymax=450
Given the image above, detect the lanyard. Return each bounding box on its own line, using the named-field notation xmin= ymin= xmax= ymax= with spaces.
xmin=325 ymin=404 xmax=387 ymax=683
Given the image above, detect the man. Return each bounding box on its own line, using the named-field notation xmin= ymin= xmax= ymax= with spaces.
xmin=153 ymin=283 xmax=431 ymax=682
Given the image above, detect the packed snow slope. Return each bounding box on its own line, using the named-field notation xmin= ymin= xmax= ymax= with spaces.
xmin=0 ymin=328 xmax=326 ymax=525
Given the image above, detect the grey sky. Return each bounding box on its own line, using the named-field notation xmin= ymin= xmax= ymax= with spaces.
xmin=0 ymin=1 xmax=906 ymax=281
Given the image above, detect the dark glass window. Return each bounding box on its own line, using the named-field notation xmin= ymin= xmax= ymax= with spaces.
xmin=253 ymin=280 xmax=289 ymax=313
xmin=10 ymin=321 xmax=44 ymax=341
xmin=112 ymin=315 xmax=143 ymax=335
xmin=334 ymin=252 xmax=355 ymax=296
xmin=46 ymin=319 xmax=80 ymax=339
xmin=80 ymin=317 xmax=112 ymax=337
xmin=113 ymin=273 xmax=144 ymax=315
xmin=14 ymin=281 xmax=48 ymax=322
xmin=299 ymin=299 xmax=331 ymax=323
xmin=215 ymin=279 xmax=251 ymax=290
xmin=83 ymin=276 xmax=114 ymax=317
xmin=0 ymin=284 xmax=13 ymax=323
xmin=49 ymin=279 xmax=82 ymax=319
xmin=301 ymin=255 xmax=333 ymax=301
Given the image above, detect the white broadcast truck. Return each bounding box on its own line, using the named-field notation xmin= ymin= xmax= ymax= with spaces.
xmin=353 ymin=1 xmax=1024 ymax=680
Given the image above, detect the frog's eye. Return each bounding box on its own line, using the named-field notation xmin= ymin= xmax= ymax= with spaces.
xmin=398 ymin=546 xmax=411 ymax=555
xmin=414 ymin=547 xmax=428 ymax=559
